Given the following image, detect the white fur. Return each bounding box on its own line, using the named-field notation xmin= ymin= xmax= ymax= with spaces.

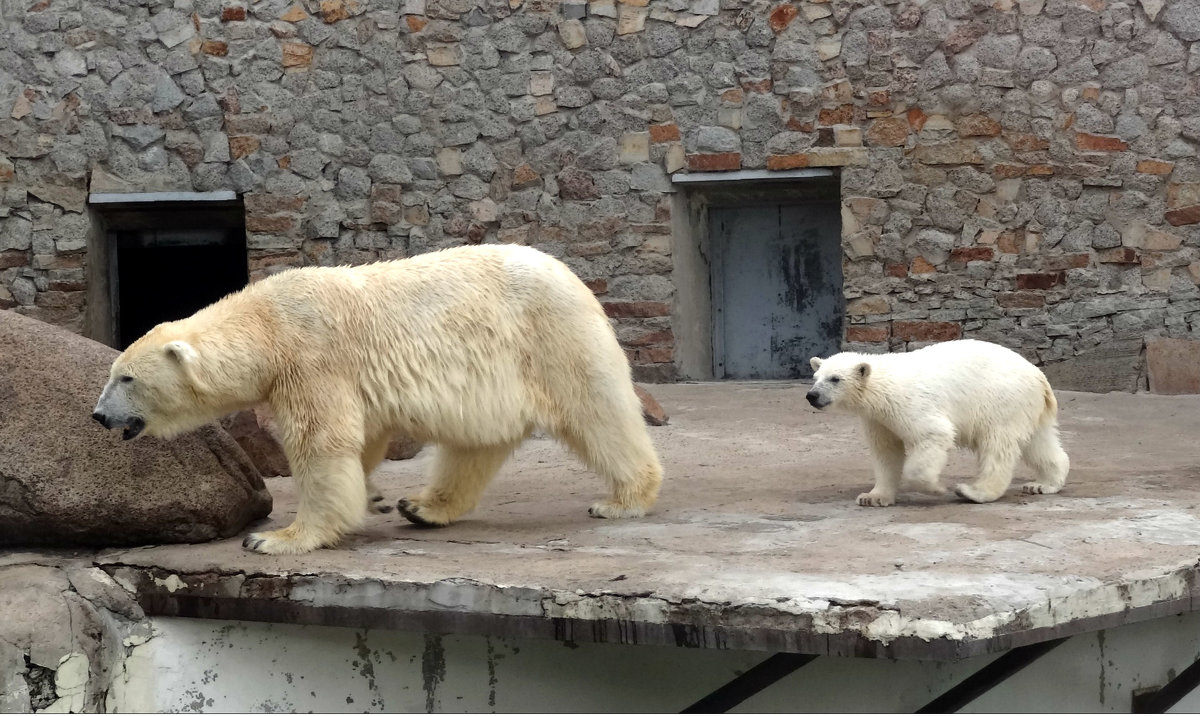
xmin=96 ymin=244 xmax=664 ymax=554
xmin=807 ymin=339 xmax=1069 ymax=506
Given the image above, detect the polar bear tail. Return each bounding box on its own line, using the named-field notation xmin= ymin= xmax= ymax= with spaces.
xmin=1039 ymin=377 xmax=1058 ymax=427
xmin=1027 ymin=371 xmax=1056 ymax=426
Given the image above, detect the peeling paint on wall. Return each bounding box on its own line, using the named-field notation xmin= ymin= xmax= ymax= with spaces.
xmin=422 ymin=634 xmax=446 ymax=713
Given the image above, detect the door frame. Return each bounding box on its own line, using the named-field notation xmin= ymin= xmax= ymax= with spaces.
xmin=670 ymin=174 xmax=842 ymax=381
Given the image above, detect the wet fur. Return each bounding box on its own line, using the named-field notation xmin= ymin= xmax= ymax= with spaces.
xmin=94 ymin=245 xmax=664 ymax=554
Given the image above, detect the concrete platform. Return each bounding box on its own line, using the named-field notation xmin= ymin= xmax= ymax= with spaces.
xmin=89 ymin=383 xmax=1200 ymax=661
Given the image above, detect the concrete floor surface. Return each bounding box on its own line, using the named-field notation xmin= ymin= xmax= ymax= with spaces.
xmin=86 ymin=383 xmax=1200 ymax=658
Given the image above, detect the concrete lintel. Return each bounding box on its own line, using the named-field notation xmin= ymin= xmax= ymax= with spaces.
xmin=97 ymin=565 xmax=1200 ymax=662
xmin=88 ymin=191 xmax=238 ymax=204
xmin=671 ymin=168 xmax=836 ymax=185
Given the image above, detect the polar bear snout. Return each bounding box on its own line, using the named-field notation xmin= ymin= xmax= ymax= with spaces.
xmin=93 ymin=384 xmax=147 ymax=440
xmin=806 ymin=388 xmax=833 ymax=409
xmin=92 ymin=409 xmax=146 ymax=440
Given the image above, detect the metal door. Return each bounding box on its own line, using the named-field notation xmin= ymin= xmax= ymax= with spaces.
xmin=710 ymin=201 xmax=843 ymax=379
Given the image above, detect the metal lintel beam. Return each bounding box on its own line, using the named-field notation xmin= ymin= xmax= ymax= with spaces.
xmin=89 ymin=191 xmax=237 ymax=204
xmin=671 ymin=168 xmax=836 ymax=185
xmin=681 ymin=653 xmax=818 ymax=713
xmin=916 ymin=637 xmax=1069 ymax=713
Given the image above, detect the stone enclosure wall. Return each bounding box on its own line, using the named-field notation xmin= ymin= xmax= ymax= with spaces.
xmin=1 ymin=0 xmax=1199 ymax=387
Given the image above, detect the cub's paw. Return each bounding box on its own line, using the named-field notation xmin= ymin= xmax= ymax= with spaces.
xmin=369 ymin=495 xmax=394 ymax=514
xmin=856 ymin=492 xmax=895 ymax=507
xmin=242 ymin=529 xmax=321 ymax=555
xmin=903 ymin=480 xmax=949 ymax=496
xmin=954 ymin=483 xmax=1002 ymax=504
xmin=396 ymin=498 xmax=451 ymax=528
xmin=1021 ymin=483 xmax=1062 ymax=495
xmin=588 ymin=501 xmax=647 ymax=519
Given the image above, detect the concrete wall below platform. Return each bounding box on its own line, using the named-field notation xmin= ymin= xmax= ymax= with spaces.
xmin=106 ymin=610 xmax=1200 ymax=713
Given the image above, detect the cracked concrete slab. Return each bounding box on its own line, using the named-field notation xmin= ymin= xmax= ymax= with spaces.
xmin=40 ymin=384 xmax=1200 ymax=659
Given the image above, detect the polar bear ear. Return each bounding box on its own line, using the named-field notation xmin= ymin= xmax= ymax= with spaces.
xmin=856 ymin=362 xmax=871 ymax=379
xmin=163 ymin=340 xmax=211 ymax=393
xmin=163 ymin=340 xmax=198 ymax=364
xmin=810 ymin=357 xmax=823 ymax=371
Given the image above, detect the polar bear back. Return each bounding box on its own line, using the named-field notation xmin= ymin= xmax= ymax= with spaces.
xmin=211 ymin=244 xmax=627 ymax=446
xmin=857 ymin=340 xmax=1054 ymax=446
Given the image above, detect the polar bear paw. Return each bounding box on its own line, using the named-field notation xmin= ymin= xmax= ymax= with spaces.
xmin=954 ymin=483 xmax=1002 ymax=504
xmin=1021 ymin=482 xmax=1062 ymax=495
xmin=242 ymin=529 xmax=323 ymax=555
xmin=396 ymin=497 xmax=452 ymax=527
xmin=856 ymin=492 xmax=894 ymax=507
xmin=588 ymin=501 xmax=647 ymax=519
xmin=369 ymin=495 xmax=394 ymax=514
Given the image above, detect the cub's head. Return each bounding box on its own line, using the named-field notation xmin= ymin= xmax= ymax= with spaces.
xmin=92 ymin=324 xmax=208 ymax=441
xmin=806 ymin=353 xmax=872 ymax=411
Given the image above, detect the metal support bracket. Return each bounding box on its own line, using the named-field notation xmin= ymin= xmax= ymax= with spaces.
xmin=1132 ymin=657 xmax=1200 ymax=713
xmin=681 ymin=653 xmax=818 ymax=713
xmin=917 ymin=638 xmax=1069 ymax=713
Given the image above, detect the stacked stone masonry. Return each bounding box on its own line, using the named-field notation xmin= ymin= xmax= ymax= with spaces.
xmin=2 ymin=0 xmax=1200 ymax=387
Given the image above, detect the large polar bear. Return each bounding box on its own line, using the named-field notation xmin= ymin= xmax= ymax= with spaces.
xmin=92 ymin=244 xmax=664 ymax=555
xmin=806 ymin=339 xmax=1068 ymax=506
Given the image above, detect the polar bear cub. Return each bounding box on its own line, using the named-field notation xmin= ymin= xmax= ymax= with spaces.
xmin=807 ymin=339 xmax=1069 ymax=506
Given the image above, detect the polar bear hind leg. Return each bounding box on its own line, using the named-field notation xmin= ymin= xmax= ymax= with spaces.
xmin=552 ymin=388 xmax=662 ymax=519
xmin=1020 ymin=423 xmax=1069 ymax=495
xmin=575 ymin=428 xmax=662 ymax=519
xmin=955 ymin=437 xmax=1021 ymax=504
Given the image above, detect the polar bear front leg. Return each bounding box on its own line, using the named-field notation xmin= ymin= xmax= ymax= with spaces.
xmin=361 ymin=434 xmax=393 ymax=514
xmin=243 ymin=395 xmax=370 ymax=555
xmin=244 ymin=453 xmax=368 ymax=555
xmin=895 ymin=433 xmax=954 ymax=504
xmin=858 ymin=420 xmax=904 ymax=507
xmin=365 ymin=475 xmax=392 ymax=514
xmin=397 ymin=443 xmax=519 ymax=527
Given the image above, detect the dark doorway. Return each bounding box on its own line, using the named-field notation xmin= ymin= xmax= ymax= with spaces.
xmin=710 ymin=197 xmax=843 ymax=380
xmin=94 ymin=201 xmax=248 ymax=349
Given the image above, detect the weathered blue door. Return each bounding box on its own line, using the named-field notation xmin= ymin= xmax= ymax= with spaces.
xmin=710 ymin=201 xmax=843 ymax=379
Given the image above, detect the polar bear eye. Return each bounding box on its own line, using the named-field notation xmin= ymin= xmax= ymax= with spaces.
xmin=119 ymin=375 xmax=134 ymax=384
xmin=829 ymin=376 xmax=841 ymax=384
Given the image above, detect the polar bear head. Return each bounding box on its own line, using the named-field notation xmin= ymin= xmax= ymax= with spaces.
xmin=92 ymin=323 xmax=225 ymax=441
xmin=806 ymin=353 xmax=871 ymax=411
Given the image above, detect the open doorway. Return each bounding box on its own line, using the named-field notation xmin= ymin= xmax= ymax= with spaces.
xmin=89 ymin=197 xmax=248 ymax=349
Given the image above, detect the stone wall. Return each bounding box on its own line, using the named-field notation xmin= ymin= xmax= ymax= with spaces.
xmin=1 ymin=0 xmax=1199 ymax=387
